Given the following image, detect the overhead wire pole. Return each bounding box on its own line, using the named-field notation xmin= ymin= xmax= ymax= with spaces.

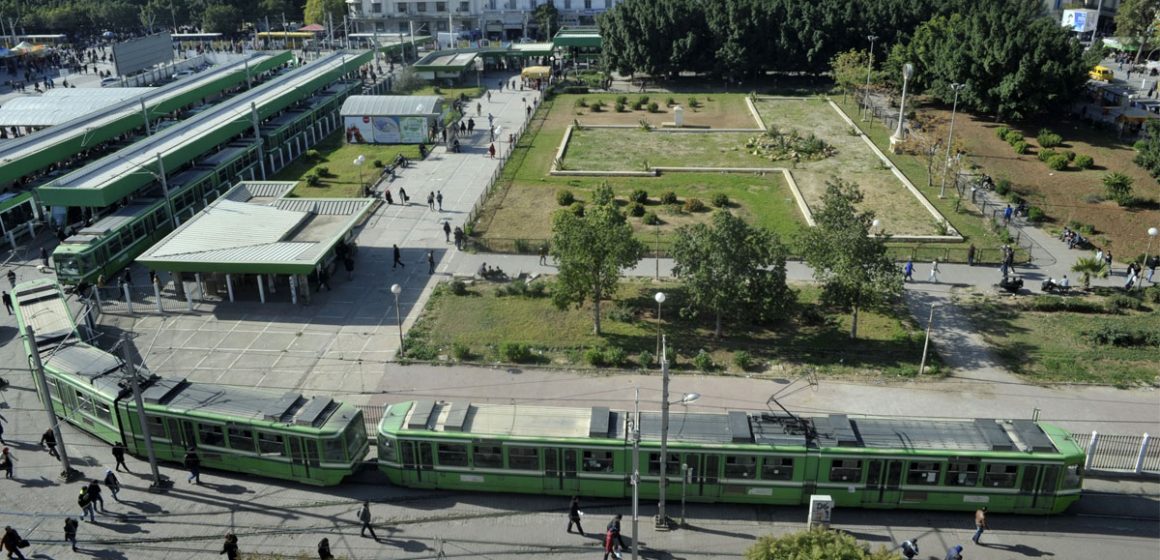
xmin=250 ymin=102 xmax=267 ymax=180
xmin=119 ymin=334 xmax=165 ymax=491
xmin=24 ymin=325 xmax=79 ymax=481
xmin=657 ymin=335 xmax=670 ymax=529
xmin=139 ymin=97 xmax=151 ymax=135
xmin=631 ymin=387 xmax=640 ymax=560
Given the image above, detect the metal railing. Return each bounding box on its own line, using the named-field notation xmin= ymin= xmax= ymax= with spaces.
xmin=1073 ymin=431 xmax=1159 ymax=475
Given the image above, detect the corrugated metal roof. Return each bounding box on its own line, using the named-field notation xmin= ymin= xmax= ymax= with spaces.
xmin=273 ymin=198 xmax=371 ymax=215
xmin=340 ymin=95 xmax=443 ymax=116
xmin=222 ymin=181 xmax=297 ymax=202
xmin=77 ymin=205 xmax=154 ymax=236
xmin=148 ymin=200 xmax=309 ymax=257
xmin=44 ymin=343 xmax=123 ymax=380
xmin=0 ymin=88 xmax=152 ymax=126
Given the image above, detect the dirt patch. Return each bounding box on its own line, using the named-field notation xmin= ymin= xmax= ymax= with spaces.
xmin=546 ymin=93 xmax=759 ymax=129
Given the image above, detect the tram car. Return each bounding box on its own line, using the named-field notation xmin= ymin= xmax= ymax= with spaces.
xmin=377 ymin=400 xmax=1084 ymax=514
xmin=12 ymin=279 xmax=368 ymax=486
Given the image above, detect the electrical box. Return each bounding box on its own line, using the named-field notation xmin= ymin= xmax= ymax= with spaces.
xmin=807 ymin=495 xmax=834 ymax=529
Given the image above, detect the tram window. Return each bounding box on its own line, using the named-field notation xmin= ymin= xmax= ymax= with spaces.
xmin=258 ymin=432 xmax=286 ymax=456
xmin=761 ymin=457 xmax=794 ymax=481
xmin=198 ymin=424 xmax=225 ymax=447
xmin=438 ymin=443 xmax=469 ymax=466
xmin=829 ymin=459 xmax=863 ymax=482
xmin=46 ymin=378 xmax=59 ymax=399
xmin=906 ymin=461 xmax=942 ymax=485
xmin=472 ymin=445 xmax=503 ymax=468
xmin=106 ymin=235 xmax=122 ymax=256
xmin=947 ymin=462 xmax=980 ymax=486
xmin=146 ymin=415 xmax=167 ymax=440
xmin=345 ymin=418 xmax=366 ymax=460
xmin=582 ymin=450 xmax=614 ymax=472
xmin=379 ymin=438 xmax=396 ymax=462
xmin=646 ymin=453 xmax=681 ymax=476
xmin=57 ymin=257 xmax=82 ymax=277
xmin=131 ymin=222 xmax=145 ymax=241
xmin=983 ymin=464 xmax=1018 ymax=488
xmin=94 ymin=401 xmax=113 ymax=423
xmin=228 ymin=426 xmax=255 ymax=452
xmin=1062 ymin=465 xmax=1082 ymax=489
xmin=724 ymin=456 xmax=757 ymax=479
xmin=322 ymin=437 xmax=346 ymax=462
xmin=507 ymin=447 xmax=539 ymax=470
xmin=75 ymin=391 xmax=94 ymax=413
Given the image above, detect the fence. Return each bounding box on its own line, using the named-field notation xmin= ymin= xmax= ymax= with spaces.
xmin=1072 ymin=431 xmax=1159 ymax=475
xmin=85 ymin=278 xmax=222 ymax=318
xmin=359 ymin=404 xmax=387 ymax=440
xmin=464 ymin=100 xmax=536 ymax=236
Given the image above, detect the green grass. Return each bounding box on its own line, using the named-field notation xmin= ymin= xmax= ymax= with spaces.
xmin=564 ymin=129 xmax=762 ymax=170
xmin=965 ymin=295 xmax=1159 ymax=386
xmin=404 ymin=279 xmax=938 ymax=377
xmin=412 ymin=85 xmax=485 ymax=103
xmin=273 ymin=131 xmax=421 ymax=198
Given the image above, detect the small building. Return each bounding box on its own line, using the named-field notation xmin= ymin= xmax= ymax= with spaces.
xmin=339 ymin=95 xmax=444 ymax=144
xmin=136 ymin=181 xmax=375 ymax=304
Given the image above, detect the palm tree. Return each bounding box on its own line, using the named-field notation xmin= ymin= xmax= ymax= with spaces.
xmin=1071 ymin=256 xmax=1108 ymax=289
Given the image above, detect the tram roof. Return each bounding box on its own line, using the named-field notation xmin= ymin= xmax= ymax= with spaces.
xmin=397 ymin=401 xmax=1061 ymax=454
xmin=11 ymin=279 xmax=79 ymax=349
xmin=142 ymin=377 xmax=349 ymax=430
xmin=136 ymin=181 xmax=374 ymax=275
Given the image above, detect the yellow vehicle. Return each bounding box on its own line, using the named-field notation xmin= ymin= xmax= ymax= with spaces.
xmin=1089 ymin=66 xmax=1113 ymax=82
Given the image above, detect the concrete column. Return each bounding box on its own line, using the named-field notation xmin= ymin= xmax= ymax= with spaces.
xmin=301 ymin=273 xmax=311 ymax=304
xmin=257 ymin=274 xmax=266 ymax=303
xmin=226 ymin=274 xmax=235 ymax=302
xmin=153 ymin=281 xmax=164 ymax=313
xmin=195 ymin=273 xmax=204 ymax=301
xmin=172 ymin=271 xmax=186 ymax=298
xmin=123 ymin=283 xmax=134 ymax=315
xmin=289 ymin=275 xmax=298 ymax=305
xmin=268 ymin=274 xmax=276 ymax=294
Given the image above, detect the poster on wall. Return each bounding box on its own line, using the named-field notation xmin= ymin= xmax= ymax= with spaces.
xmin=343 ymin=115 xmax=428 ymax=144
xmin=398 ymin=117 xmax=428 ymax=143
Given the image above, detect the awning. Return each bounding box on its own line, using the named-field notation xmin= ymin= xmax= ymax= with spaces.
xmin=521 ymin=66 xmax=551 ymax=79
xmin=298 ymin=24 xmax=325 ymax=32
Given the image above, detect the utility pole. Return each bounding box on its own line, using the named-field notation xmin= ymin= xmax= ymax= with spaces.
xmin=631 ymin=387 xmax=640 ymax=560
xmin=140 ymin=97 xmax=151 ymax=136
xmin=657 ymin=335 xmax=670 ymax=529
xmin=24 ymin=326 xmax=79 ymax=481
xmin=250 ymin=102 xmax=267 ymax=180
xmin=155 ymin=153 xmax=177 ymax=229
xmin=120 ymin=334 xmax=164 ymax=491
xmin=919 ymin=303 xmax=936 ymax=375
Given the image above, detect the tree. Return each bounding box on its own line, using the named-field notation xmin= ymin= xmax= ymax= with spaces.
xmin=830 ymin=49 xmax=871 ymax=96
xmin=1135 ymin=120 xmax=1160 ymax=179
xmin=799 ymin=179 xmax=902 ymax=339
xmin=550 ymin=201 xmax=645 ymax=335
xmin=202 ymin=4 xmax=241 ymax=34
xmin=746 ymin=528 xmax=896 ymax=560
xmin=532 ymin=2 xmax=559 ymax=41
xmin=303 ymin=0 xmax=345 ymax=26
xmin=670 ymin=210 xmax=792 ymax=338
xmin=1071 ymin=256 xmax=1109 ymax=290
xmin=1102 ymin=172 xmax=1135 ymax=206
xmin=1115 ymin=0 xmax=1160 ymax=63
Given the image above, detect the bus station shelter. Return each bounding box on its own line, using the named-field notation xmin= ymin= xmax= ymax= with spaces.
xmin=136 ymin=181 xmax=375 ymax=304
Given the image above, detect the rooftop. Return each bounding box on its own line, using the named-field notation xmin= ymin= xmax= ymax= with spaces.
xmin=0 ymin=88 xmax=153 ymax=127
xmin=340 ymin=95 xmax=444 ymax=116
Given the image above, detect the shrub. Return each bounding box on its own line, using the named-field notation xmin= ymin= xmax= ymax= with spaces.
xmin=1045 ymin=154 xmax=1069 ymax=171
xmin=556 ymin=189 xmax=575 ymax=206
xmin=615 ymin=101 xmax=627 ymax=112
xmin=647 ymin=101 xmax=660 ymax=113
xmin=1027 ymin=206 xmax=1046 ymax=223
xmin=642 ymin=211 xmax=660 ymax=225
xmin=568 ymin=202 xmax=586 ymax=216
xmin=1037 ymin=128 xmax=1063 ymax=148
xmin=692 ymin=350 xmax=714 ymax=371
xmin=995 ymin=179 xmax=1011 ymax=195
xmin=1064 ymin=150 xmax=1076 ymax=161
xmin=1074 ymin=154 xmax=1094 ymax=169
xmin=663 ymin=346 xmax=678 ymax=367
xmin=1038 ymin=148 xmax=1058 ymax=162
xmin=636 ymin=95 xmax=650 ymax=106
xmin=1134 ymin=139 xmax=1148 ymax=151
xmin=575 ymin=97 xmax=588 ymax=108
xmin=498 ymin=342 xmax=534 ymax=363
xmin=688 ymin=96 xmax=700 ymax=108
xmin=1145 ymin=286 xmax=1160 ymax=304
xmin=637 ymin=350 xmax=654 ymax=368
xmin=615 ymin=95 xmax=628 ymax=105
xmin=1102 ymin=172 xmax=1134 ymax=206
xmin=604 ymin=346 xmax=628 ymax=367
xmin=660 ymin=191 xmax=679 ymax=204
xmin=305 ymin=149 xmax=320 ymax=159
xmin=629 ymin=188 xmax=649 ymax=204
xmin=1105 ymin=294 xmax=1142 ymax=313
xmin=496 ymin=281 xmax=528 ymax=297
xmin=372 ymin=159 xmax=384 ymax=168
xmin=590 ymin=100 xmax=606 ymax=112
xmin=305 ymin=173 xmax=321 ymax=187
xmin=683 ymin=197 xmax=707 ymax=212
xmin=1088 ymin=325 xmax=1159 ymax=347
xmin=449 ymin=279 xmax=468 ymax=295
xmin=665 ymin=96 xmax=676 ymax=107
xmin=629 ymin=202 xmax=646 ymax=217
xmin=1012 ymin=141 xmax=1029 ymax=154
xmin=733 ymin=351 xmax=754 ymax=371
xmin=996 ymin=126 xmax=1010 ymax=140
xmin=583 ymin=347 xmax=607 ymax=367
xmin=1004 ymin=131 xmax=1024 ymax=145
xmin=607 ymin=303 xmax=635 ymax=323
xmin=1022 ymin=296 xmax=1106 ymax=313
xmin=451 ymin=342 xmax=472 ymax=361
xmin=316 ymin=166 xmax=331 ymax=177
xmin=712 ymin=193 xmax=730 ymax=207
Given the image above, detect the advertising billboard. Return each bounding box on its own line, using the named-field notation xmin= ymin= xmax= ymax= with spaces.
xmin=1061 ymin=9 xmax=1098 ymax=33
xmin=344 ymin=115 xmax=430 ymax=145
xmin=112 ymin=32 xmax=174 ymax=76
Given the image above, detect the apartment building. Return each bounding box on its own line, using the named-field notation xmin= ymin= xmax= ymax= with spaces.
xmin=347 ymin=0 xmax=617 ymax=40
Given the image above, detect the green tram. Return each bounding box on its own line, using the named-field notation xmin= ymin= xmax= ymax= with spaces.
xmin=12 ymin=279 xmax=369 ymax=486
xmin=378 ymin=400 xmax=1085 ymax=514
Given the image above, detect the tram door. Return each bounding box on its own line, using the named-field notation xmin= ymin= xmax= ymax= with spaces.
xmin=288 ymin=437 xmax=317 ymax=480
xmin=864 ymin=460 xmax=904 ymax=506
xmin=165 ymin=418 xmax=197 ymax=453
xmin=682 ymin=454 xmax=721 ymax=500
xmin=1015 ymin=465 xmax=1057 ymax=512
xmin=399 ymin=441 xmax=436 ymax=485
xmin=543 ymin=448 xmax=579 ymax=494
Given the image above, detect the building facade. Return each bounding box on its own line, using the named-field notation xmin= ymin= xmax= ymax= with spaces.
xmin=347 ymin=0 xmax=617 ymax=40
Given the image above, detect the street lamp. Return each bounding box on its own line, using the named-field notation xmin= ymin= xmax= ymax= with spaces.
xmin=654 ymin=291 xmax=666 ymax=363
xmin=862 ymin=34 xmax=878 ymax=122
xmin=890 ymin=63 xmax=915 ymax=152
xmin=657 ymin=335 xmax=698 ymax=530
xmin=1146 ymin=227 xmax=1159 ymax=281
xmin=391 ymin=283 xmax=403 ymax=355
xmin=353 ymin=154 xmax=366 ymax=193
xmin=918 ymin=303 xmax=937 ymax=375
xmin=939 ymin=83 xmax=967 ymax=198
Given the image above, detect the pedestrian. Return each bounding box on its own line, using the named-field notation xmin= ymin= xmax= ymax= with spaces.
xmin=1000 ymin=262 xmax=1009 ymax=280
xmin=1 ymin=526 xmax=26 ymax=560
xmin=487 ymin=113 xmax=494 ymax=128
xmin=40 ymin=247 xmax=48 ymax=267
xmin=6 ymin=270 xmax=15 ymax=287
xmin=1104 ymin=250 xmax=1113 ymax=274
xmin=64 ymin=517 xmax=79 ymax=552
xmin=603 ymin=514 xmax=627 ymax=560
xmin=123 ymin=269 xmax=132 ymax=287
xmin=453 ymin=227 xmax=464 ymax=250
xmin=399 ymin=187 xmax=409 ymax=205
xmin=1003 ymin=204 xmax=1012 ymax=225
xmin=427 ymin=191 xmax=435 ymax=210
xmin=459 ymin=121 xmax=466 ymax=134
xmin=476 ymin=101 xmax=482 ymax=115
xmin=359 ymin=500 xmax=377 ymax=539
xmin=443 ymin=221 xmax=452 ymax=243
xmin=77 ymin=486 xmax=95 ymax=522
xmin=1 ymin=447 xmax=12 ymax=479
xmin=436 ymin=191 xmax=443 ymax=211
xmin=468 ymin=118 xmax=475 ymax=134
xmin=945 ymin=544 xmax=964 ymax=560
xmin=104 ymin=469 xmax=120 ymax=501
xmin=2 ymin=291 xmax=11 ymax=315
xmin=87 ymin=478 xmax=104 ymax=512
xmin=566 ymin=496 xmax=584 ymax=535
xmin=539 ymin=244 xmax=548 ymax=266
xmin=527 ymin=105 xmax=532 ymax=118
xmin=1147 ymin=256 xmax=1157 ymax=283
xmin=928 ymin=259 xmax=940 ymax=283
xmin=488 ymin=143 xmax=496 ymax=158
xmin=317 ymin=537 xmax=334 ymax=560
xmin=318 ymin=267 xmax=331 ymax=291
xmin=427 ymin=250 xmax=435 ymax=274
xmin=184 ymin=447 xmax=201 ymax=484
xmin=966 ymin=244 xmax=976 ymax=266
xmin=344 ymin=257 xmax=355 ymax=280
xmin=900 ymin=537 xmax=919 ymax=560
xmin=903 ymin=259 xmax=914 ymax=282
xmin=972 ymin=506 xmax=988 ymax=544
xmin=112 ymin=441 xmax=129 ymax=472
xmin=0 ymin=420 xmax=4 ymax=444
xmin=40 ymin=429 xmax=59 ymax=459
xmin=384 ymin=190 xmax=394 ymax=204
xmin=221 ymin=533 xmax=239 ymax=560
xmin=393 ymin=244 xmax=405 ymax=268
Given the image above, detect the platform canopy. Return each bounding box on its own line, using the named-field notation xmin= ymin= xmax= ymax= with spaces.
xmin=0 ymin=88 xmax=151 ymax=127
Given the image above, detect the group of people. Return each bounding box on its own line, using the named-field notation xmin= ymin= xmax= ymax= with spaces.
xmin=902 ymin=259 xmax=940 ymax=283
xmin=1059 ymin=227 xmax=1090 ymax=250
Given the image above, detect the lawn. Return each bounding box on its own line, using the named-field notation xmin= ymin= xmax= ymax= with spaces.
xmin=562 ymin=93 xmax=758 ymax=128
xmin=963 ymin=291 xmax=1160 ymax=386
xmin=404 ymin=278 xmax=938 ymax=378
xmin=562 ymin=129 xmax=760 ymax=170
xmin=273 ymin=131 xmax=421 ymax=198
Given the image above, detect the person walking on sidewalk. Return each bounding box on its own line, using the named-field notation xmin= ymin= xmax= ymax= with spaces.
xmin=427 ymin=250 xmax=435 ymax=274
xmin=40 ymin=429 xmax=59 ymax=459
xmin=393 ymin=245 xmax=405 ymax=268
xmin=77 ymin=486 xmax=95 ymax=522
xmin=359 ymin=501 xmax=378 ymax=539
xmin=64 ymin=517 xmax=79 ymax=551
xmin=900 ymin=538 xmax=919 ymax=560
xmin=1 ymin=292 xmax=11 ymax=315
xmin=945 ymin=544 xmax=963 ymax=560
xmin=86 ymin=478 xmax=104 ymax=512
xmin=928 ymin=259 xmax=940 ymax=283
xmin=566 ymin=496 xmax=584 ymax=535
xmin=399 ymin=187 xmax=409 ymax=205
xmin=539 ymin=244 xmax=548 ymax=266
xmin=184 ymin=447 xmax=201 ymax=484
xmin=1104 ymin=250 xmax=1113 ymax=274
xmin=972 ymin=506 xmax=988 ymax=544
xmin=488 ymin=143 xmax=496 ymax=158
xmin=903 ymin=259 xmax=914 ymax=282
xmin=967 ymin=244 xmax=976 ymax=266
xmin=104 ymin=469 xmax=120 ymax=501
xmin=436 ymin=191 xmax=443 ymax=211
xmin=112 ymin=442 xmax=129 ymax=472
xmin=427 ymin=192 xmax=435 ymax=210
xmin=2 ymin=526 xmax=26 ymax=560
xmin=1 ymin=447 xmax=13 ymax=479
xmin=317 ymin=537 xmax=334 ymax=560
xmin=468 ymin=118 xmax=475 ymax=135
xmin=221 ymin=533 xmax=239 ymax=560
xmin=40 ymin=247 xmax=49 ymax=268
xmin=443 ymin=222 xmax=452 ymax=243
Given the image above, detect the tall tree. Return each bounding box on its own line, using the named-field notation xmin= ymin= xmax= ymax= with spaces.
xmin=670 ymin=210 xmax=792 ymax=338
xmin=202 ymin=4 xmax=241 ymax=34
xmin=799 ymin=179 xmax=901 ymax=339
xmin=1135 ymin=120 xmax=1160 ymax=179
xmin=746 ymin=528 xmax=896 ymax=560
xmin=1115 ymin=0 xmax=1160 ymax=63
xmin=532 ymin=2 xmax=559 ymax=41
xmin=830 ymin=49 xmax=871 ymax=95
xmin=550 ymin=199 xmax=645 ymax=335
